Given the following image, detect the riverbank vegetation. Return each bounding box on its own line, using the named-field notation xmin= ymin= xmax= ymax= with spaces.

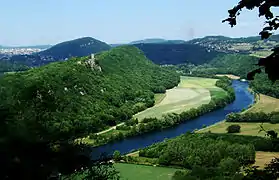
xmin=85 ymin=77 xmax=235 ymax=147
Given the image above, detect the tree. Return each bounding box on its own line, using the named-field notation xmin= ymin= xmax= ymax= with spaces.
xmin=113 ymin=150 xmax=122 ymax=161
xmin=227 ymin=124 xmax=241 ymax=133
xmin=223 ymin=0 xmax=279 ymax=82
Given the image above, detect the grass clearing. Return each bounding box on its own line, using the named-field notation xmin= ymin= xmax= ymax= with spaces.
xmin=255 ymin=151 xmax=279 ymax=168
xmin=154 ymin=93 xmax=166 ymax=105
xmin=250 ymin=50 xmax=272 ymax=58
xmin=178 ymin=76 xmax=218 ymax=88
xmin=134 ymin=76 xmax=224 ymax=120
xmin=246 ymin=94 xmax=279 ymax=113
xmin=115 ymin=163 xmax=181 ymax=180
xmin=197 ymin=122 xmax=279 ymax=137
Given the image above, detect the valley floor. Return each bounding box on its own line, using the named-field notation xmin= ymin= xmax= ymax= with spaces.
xmin=95 ymin=76 xmax=225 ymax=135
xmin=134 ymin=76 xmax=225 ymax=120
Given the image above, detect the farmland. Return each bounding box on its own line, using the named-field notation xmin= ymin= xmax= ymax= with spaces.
xmin=134 ymin=76 xmax=226 ymax=120
xmin=197 ymin=122 xmax=279 ymax=137
xmin=115 ymin=163 xmax=182 ymax=180
xmin=246 ymin=94 xmax=279 ymax=113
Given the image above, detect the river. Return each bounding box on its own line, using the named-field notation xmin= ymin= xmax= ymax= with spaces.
xmin=91 ymin=80 xmax=254 ymax=159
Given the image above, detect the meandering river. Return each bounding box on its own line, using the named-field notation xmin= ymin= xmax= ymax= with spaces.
xmin=91 ymin=80 xmax=254 ymax=159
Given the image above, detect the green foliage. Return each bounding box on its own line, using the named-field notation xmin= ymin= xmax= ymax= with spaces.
xmin=209 ymin=54 xmax=258 ymax=78
xmin=0 ymin=60 xmax=29 ymax=73
xmin=250 ymin=73 xmax=279 ymax=98
xmin=270 ymin=113 xmax=279 ymax=124
xmin=169 ymin=53 xmax=258 ymax=79
xmin=226 ymin=111 xmax=279 ymax=123
xmin=63 ymin=162 xmax=120 ymax=180
xmin=227 ymin=124 xmax=241 ymax=133
xmin=202 ymin=133 xmax=279 ymax=152
xmin=113 ymin=150 xmax=122 ymax=161
xmin=139 ymin=133 xmax=255 ymax=169
xmin=0 ymin=46 xmax=179 ymax=141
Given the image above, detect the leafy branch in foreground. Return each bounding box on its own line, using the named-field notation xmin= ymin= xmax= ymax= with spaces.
xmin=223 ymin=0 xmax=279 ymax=82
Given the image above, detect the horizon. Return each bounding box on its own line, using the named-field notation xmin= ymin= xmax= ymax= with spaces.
xmin=1 ymin=0 xmax=279 ymax=46
xmin=3 ymin=33 xmax=279 ymax=47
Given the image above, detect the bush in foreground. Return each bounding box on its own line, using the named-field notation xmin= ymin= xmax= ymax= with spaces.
xmin=227 ymin=124 xmax=241 ymax=133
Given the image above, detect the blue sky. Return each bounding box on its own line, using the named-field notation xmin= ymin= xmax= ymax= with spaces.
xmin=1 ymin=0 xmax=278 ymax=46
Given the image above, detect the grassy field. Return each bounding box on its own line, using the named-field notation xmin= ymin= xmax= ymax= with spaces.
xmin=115 ymin=163 xmax=181 ymax=180
xmin=246 ymin=94 xmax=279 ymax=113
xmin=154 ymin=93 xmax=166 ymax=105
xmin=134 ymin=76 xmax=225 ymax=120
xmin=255 ymin=151 xmax=279 ymax=168
xmin=197 ymin=122 xmax=279 ymax=137
xmin=250 ymin=50 xmax=272 ymax=58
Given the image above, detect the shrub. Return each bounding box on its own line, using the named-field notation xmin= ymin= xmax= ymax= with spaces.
xmin=89 ymin=133 xmax=98 ymax=139
xmin=270 ymin=113 xmax=279 ymax=124
xmin=116 ymin=124 xmax=131 ymax=131
xmin=113 ymin=150 xmax=122 ymax=161
xmin=227 ymin=124 xmax=241 ymax=133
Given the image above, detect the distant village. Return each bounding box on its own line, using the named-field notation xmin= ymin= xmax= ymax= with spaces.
xmin=0 ymin=47 xmax=45 ymax=56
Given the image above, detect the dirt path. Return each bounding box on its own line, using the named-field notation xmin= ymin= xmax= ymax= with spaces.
xmin=97 ymin=122 xmax=124 ymax=135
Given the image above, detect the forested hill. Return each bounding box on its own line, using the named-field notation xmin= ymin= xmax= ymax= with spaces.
xmin=8 ymin=37 xmax=111 ymax=67
xmin=0 ymin=46 xmax=180 ymax=141
xmin=133 ymin=43 xmax=223 ymax=65
xmin=129 ymin=38 xmax=187 ymax=44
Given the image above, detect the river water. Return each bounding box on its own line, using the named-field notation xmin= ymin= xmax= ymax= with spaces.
xmin=91 ymin=80 xmax=254 ymax=159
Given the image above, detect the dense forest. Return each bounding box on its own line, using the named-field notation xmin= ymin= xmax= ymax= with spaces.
xmin=138 ymin=133 xmax=255 ymax=179
xmin=133 ymin=43 xmax=223 ymax=65
xmin=135 ymin=132 xmax=279 ymax=179
xmin=0 ymin=60 xmax=29 ymax=73
xmin=0 ymin=46 xmax=180 ymax=142
xmin=167 ymin=54 xmax=258 ymax=79
xmin=250 ymin=73 xmax=279 ymax=98
xmin=209 ymin=54 xmax=258 ymax=78
xmin=129 ymin=38 xmax=187 ymax=44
